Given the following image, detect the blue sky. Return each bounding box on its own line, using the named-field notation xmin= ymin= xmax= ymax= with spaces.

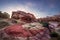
xmin=0 ymin=0 xmax=60 ymax=18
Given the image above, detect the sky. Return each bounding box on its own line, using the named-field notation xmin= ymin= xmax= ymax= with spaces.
xmin=0 ymin=0 xmax=60 ymax=18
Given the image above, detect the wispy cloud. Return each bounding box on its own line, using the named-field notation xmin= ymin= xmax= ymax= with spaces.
xmin=49 ymin=3 xmax=55 ymax=8
xmin=25 ymin=2 xmax=36 ymax=7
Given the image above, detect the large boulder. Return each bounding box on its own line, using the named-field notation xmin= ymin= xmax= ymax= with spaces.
xmin=0 ymin=20 xmax=10 ymax=29
xmin=11 ymin=11 xmax=37 ymax=23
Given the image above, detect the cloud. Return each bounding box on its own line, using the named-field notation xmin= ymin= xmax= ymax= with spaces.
xmin=49 ymin=3 xmax=55 ymax=8
xmin=25 ymin=2 xmax=35 ymax=7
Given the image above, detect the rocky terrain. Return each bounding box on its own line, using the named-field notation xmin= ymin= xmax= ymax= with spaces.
xmin=0 ymin=11 xmax=60 ymax=40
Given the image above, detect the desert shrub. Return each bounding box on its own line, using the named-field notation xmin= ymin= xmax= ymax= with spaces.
xmin=0 ymin=21 xmax=10 ymax=29
xmin=0 ymin=11 xmax=10 ymax=19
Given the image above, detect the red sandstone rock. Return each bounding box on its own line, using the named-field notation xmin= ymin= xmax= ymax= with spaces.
xmin=4 ymin=24 xmax=33 ymax=37
xmin=0 ymin=23 xmax=50 ymax=40
xmin=11 ymin=11 xmax=37 ymax=23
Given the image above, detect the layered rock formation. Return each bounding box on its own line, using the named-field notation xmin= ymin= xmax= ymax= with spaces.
xmin=37 ymin=15 xmax=60 ymax=22
xmin=11 ymin=11 xmax=37 ymax=23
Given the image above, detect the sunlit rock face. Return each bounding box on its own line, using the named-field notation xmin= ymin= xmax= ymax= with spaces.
xmin=11 ymin=11 xmax=37 ymax=23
